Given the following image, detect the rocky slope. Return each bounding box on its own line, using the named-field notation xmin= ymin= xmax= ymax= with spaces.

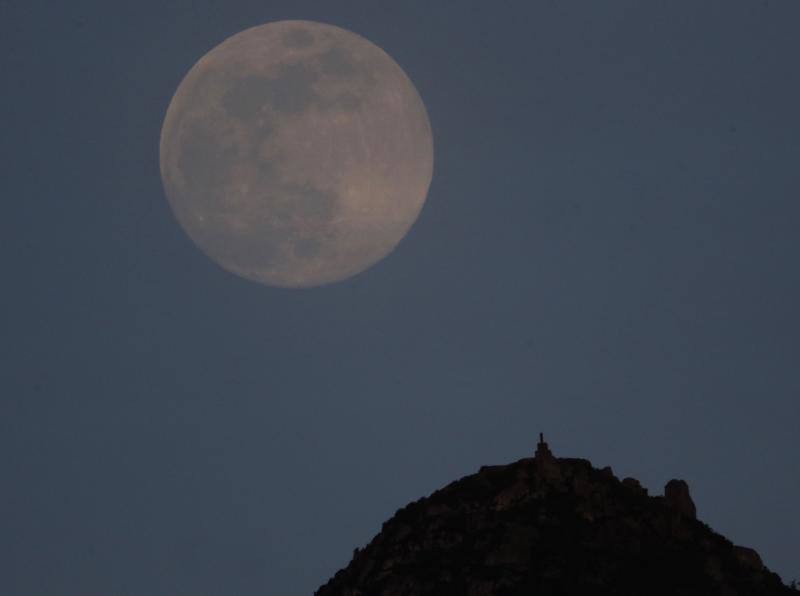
xmin=316 ymin=436 xmax=792 ymax=595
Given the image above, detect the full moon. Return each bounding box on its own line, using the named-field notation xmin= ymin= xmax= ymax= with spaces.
xmin=160 ymin=20 xmax=434 ymax=288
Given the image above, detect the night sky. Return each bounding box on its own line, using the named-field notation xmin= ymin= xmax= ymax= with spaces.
xmin=3 ymin=1 xmax=799 ymax=594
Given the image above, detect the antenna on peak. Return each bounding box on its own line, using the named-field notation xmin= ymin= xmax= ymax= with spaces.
xmin=535 ymin=432 xmax=554 ymax=462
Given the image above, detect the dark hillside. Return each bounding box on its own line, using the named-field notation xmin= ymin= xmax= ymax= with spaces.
xmin=317 ymin=437 xmax=792 ymax=596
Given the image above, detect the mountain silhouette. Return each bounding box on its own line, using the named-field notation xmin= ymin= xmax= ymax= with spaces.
xmin=317 ymin=435 xmax=793 ymax=595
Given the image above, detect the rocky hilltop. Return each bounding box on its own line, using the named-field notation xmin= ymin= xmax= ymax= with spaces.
xmin=317 ymin=436 xmax=792 ymax=595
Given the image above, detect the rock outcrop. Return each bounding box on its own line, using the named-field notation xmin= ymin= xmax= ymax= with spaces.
xmin=665 ymin=478 xmax=697 ymax=519
xmin=316 ymin=438 xmax=791 ymax=595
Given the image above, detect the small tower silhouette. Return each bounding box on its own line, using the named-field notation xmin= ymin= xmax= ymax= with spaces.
xmin=535 ymin=432 xmax=554 ymax=461
xmin=534 ymin=432 xmax=560 ymax=480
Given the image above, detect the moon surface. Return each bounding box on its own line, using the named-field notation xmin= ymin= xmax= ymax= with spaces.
xmin=159 ymin=20 xmax=433 ymax=288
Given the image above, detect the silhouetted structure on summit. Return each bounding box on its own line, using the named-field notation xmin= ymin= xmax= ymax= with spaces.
xmin=534 ymin=432 xmax=560 ymax=479
xmin=534 ymin=432 xmax=553 ymax=460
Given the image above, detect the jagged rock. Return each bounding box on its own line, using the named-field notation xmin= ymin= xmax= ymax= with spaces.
xmin=735 ymin=546 xmax=765 ymax=571
xmin=622 ymin=476 xmax=647 ymax=496
xmin=317 ymin=442 xmax=791 ymax=596
xmin=665 ymin=478 xmax=697 ymax=519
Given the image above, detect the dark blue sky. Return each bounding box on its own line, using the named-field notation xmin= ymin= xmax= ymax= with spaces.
xmin=3 ymin=1 xmax=799 ymax=594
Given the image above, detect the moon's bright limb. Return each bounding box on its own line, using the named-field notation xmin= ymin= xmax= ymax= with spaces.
xmin=159 ymin=20 xmax=433 ymax=288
